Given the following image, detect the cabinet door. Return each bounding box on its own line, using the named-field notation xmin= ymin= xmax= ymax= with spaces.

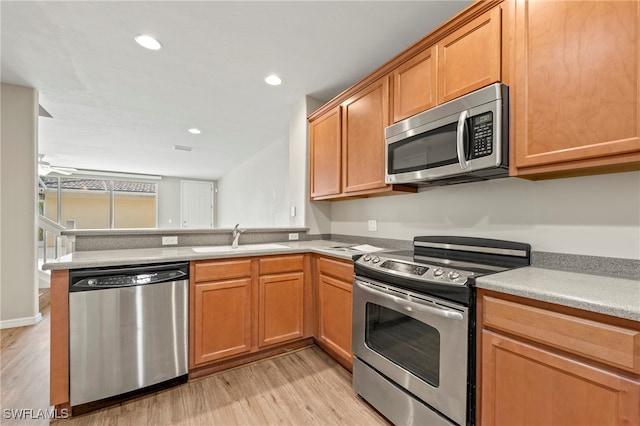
xmin=342 ymin=77 xmax=390 ymax=193
xmin=481 ymin=330 xmax=640 ymax=426
xmin=317 ymin=273 xmax=353 ymax=367
xmin=392 ymin=46 xmax=438 ymax=122
xmin=512 ymin=1 xmax=640 ymax=175
xmin=258 ymin=272 xmax=304 ymax=347
xmin=193 ymin=278 xmax=252 ymax=365
xmin=310 ymin=106 xmax=342 ymax=198
xmin=438 ymin=7 xmax=501 ymax=104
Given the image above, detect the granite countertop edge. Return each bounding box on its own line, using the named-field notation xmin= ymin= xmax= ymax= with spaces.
xmin=42 ymin=240 xmax=363 ymax=270
xmin=476 ymin=267 xmax=640 ymax=322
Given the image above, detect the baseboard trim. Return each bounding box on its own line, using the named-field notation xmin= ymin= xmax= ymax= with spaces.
xmin=0 ymin=312 xmax=43 ymax=329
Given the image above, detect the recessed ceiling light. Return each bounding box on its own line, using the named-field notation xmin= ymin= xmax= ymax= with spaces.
xmin=173 ymin=145 xmax=193 ymax=152
xmin=135 ymin=34 xmax=162 ymax=50
xmin=188 ymin=128 xmax=201 ymax=134
xmin=264 ymin=74 xmax=282 ymax=86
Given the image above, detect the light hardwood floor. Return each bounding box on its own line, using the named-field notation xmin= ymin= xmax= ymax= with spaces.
xmin=1 ymin=303 xmax=388 ymax=426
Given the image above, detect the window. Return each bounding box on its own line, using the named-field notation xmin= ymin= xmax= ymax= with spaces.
xmin=41 ymin=177 xmax=157 ymax=229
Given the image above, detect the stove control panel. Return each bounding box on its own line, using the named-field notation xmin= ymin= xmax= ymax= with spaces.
xmin=357 ymin=255 xmax=473 ymax=286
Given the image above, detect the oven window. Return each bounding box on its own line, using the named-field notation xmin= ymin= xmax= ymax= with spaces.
xmin=388 ymin=122 xmax=458 ymax=174
xmin=365 ymin=303 xmax=440 ymax=387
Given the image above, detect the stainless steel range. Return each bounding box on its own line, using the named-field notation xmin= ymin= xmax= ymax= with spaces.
xmin=352 ymin=236 xmax=530 ymax=426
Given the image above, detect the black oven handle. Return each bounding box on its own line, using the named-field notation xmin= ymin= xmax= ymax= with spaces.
xmin=456 ymin=110 xmax=470 ymax=170
xmin=355 ymin=280 xmax=464 ymax=321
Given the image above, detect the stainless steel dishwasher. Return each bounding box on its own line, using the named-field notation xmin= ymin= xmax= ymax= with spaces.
xmin=69 ymin=262 xmax=189 ymax=407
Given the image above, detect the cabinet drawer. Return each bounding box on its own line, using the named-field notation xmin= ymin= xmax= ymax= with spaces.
xmin=194 ymin=259 xmax=252 ymax=283
xmin=259 ymin=255 xmax=304 ymax=276
xmin=483 ymin=295 xmax=640 ymax=374
xmin=318 ymin=257 xmax=353 ymax=283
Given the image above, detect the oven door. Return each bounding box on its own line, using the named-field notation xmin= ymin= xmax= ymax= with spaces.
xmin=353 ymin=277 xmax=469 ymax=426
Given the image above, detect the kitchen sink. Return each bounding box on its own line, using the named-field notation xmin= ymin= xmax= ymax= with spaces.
xmin=192 ymin=243 xmax=290 ymax=253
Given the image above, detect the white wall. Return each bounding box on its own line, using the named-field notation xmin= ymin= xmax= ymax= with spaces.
xmin=330 ymin=171 xmax=640 ymax=259
xmin=289 ymin=96 xmax=330 ymax=235
xmin=0 ymin=83 xmax=41 ymax=328
xmin=217 ymin=137 xmax=290 ymax=228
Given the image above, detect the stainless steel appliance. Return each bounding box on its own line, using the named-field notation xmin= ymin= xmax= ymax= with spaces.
xmin=352 ymin=236 xmax=530 ymax=426
xmin=69 ymin=262 xmax=189 ymax=408
xmin=385 ymin=83 xmax=508 ymax=186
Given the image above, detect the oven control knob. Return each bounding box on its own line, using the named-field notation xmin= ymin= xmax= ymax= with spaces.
xmin=433 ymin=268 xmax=444 ymax=277
xmin=363 ymin=255 xmax=372 ymax=262
xmin=448 ymin=271 xmax=461 ymax=280
xmin=372 ymin=256 xmax=380 ymax=264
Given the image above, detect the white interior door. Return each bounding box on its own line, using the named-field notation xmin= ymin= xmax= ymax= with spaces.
xmin=180 ymin=180 xmax=214 ymax=228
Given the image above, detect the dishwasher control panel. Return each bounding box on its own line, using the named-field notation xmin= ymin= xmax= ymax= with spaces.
xmin=69 ymin=262 xmax=189 ymax=291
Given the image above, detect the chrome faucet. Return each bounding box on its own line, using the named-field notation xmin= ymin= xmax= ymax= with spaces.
xmin=231 ymin=223 xmax=245 ymax=249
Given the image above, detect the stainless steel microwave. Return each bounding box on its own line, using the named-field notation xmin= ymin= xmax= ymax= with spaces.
xmin=385 ymin=83 xmax=509 ymax=186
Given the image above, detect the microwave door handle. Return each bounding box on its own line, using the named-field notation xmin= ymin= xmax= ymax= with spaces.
xmin=355 ymin=280 xmax=463 ymax=321
xmin=456 ymin=110 xmax=470 ymax=170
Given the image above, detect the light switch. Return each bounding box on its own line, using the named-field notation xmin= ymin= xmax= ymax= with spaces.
xmin=368 ymin=220 xmax=377 ymax=232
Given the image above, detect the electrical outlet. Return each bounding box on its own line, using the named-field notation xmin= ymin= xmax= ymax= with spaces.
xmin=290 ymin=206 xmax=296 ymax=217
xmin=368 ymin=220 xmax=377 ymax=232
xmin=288 ymin=233 xmax=299 ymax=241
xmin=162 ymin=236 xmax=178 ymax=245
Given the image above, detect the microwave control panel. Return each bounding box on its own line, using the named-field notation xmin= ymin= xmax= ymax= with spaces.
xmin=470 ymin=112 xmax=493 ymax=159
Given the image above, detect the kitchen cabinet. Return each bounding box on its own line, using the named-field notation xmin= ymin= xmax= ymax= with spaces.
xmin=510 ymin=0 xmax=640 ymax=178
xmin=308 ymin=77 xmax=416 ymax=201
xmin=315 ymin=256 xmax=354 ymax=370
xmin=310 ymin=106 xmax=341 ymax=198
xmin=342 ymin=77 xmax=390 ymax=193
xmin=191 ymin=254 xmax=312 ymax=370
xmin=392 ymin=46 xmax=437 ymax=123
xmin=477 ymin=290 xmax=640 ymax=425
xmin=437 ymin=6 xmax=502 ymax=104
xmin=258 ymin=255 xmax=305 ymax=347
xmin=391 ymin=4 xmax=503 ymax=122
xmin=192 ymin=259 xmax=253 ymax=365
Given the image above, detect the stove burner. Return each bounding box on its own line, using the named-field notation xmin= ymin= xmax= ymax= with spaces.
xmin=355 ymin=236 xmax=531 ymax=306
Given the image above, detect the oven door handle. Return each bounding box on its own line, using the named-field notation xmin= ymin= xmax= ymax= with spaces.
xmin=456 ymin=110 xmax=470 ymax=170
xmin=355 ymin=281 xmax=464 ymax=321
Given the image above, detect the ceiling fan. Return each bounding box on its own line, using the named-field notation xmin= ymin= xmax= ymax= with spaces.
xmin=38 ymin=154 xmax=77 ymax=176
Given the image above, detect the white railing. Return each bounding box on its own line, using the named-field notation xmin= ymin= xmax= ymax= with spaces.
xmin=38 ymin=215 xmax=73 ymax=263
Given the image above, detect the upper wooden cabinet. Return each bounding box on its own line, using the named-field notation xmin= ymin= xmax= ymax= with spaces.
xmin=309 ymin=77 xmax=416 ymax=200
xmin=437 ymin=7 xmax=502 ymax=104
xmin=310 ymin=106 xmax=341 ymax=198
xmin=392 ymin=6 xmax=502 ymax=123
xmin=510 ymin=0 xmax=640 ymax=178
xmin=392 ymin=46 xmax=438 ymax=122
xmin=342 ymin=77 xmax=390 ymax=193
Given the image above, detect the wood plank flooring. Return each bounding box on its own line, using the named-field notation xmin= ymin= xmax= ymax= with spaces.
xmin=1 ymin=304 xmax=388 ymax=426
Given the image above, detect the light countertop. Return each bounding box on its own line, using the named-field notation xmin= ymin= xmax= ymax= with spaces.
xmin=475 ymin=266 xmax=640 ymax=322
xmin=44 ymin=241 xmax=640 ymax=322
xmin=42 ymin=240 xmax=368 ymax=270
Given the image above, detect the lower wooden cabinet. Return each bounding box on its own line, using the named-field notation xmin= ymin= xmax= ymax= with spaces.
xmin=481 ymin=330 xmax=640 ymax=426
xmin=191 ymin=255 xmax=310 ymax=369
xmin=193 ymin=278 xmax=252 ymax=365
xmin=315 ymin=256 xmax=354 ymax=370
xmin=477 ymin=290 xmax=640 ymax=426
xmin=259 ymin=271 xmax=305 ymax=348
